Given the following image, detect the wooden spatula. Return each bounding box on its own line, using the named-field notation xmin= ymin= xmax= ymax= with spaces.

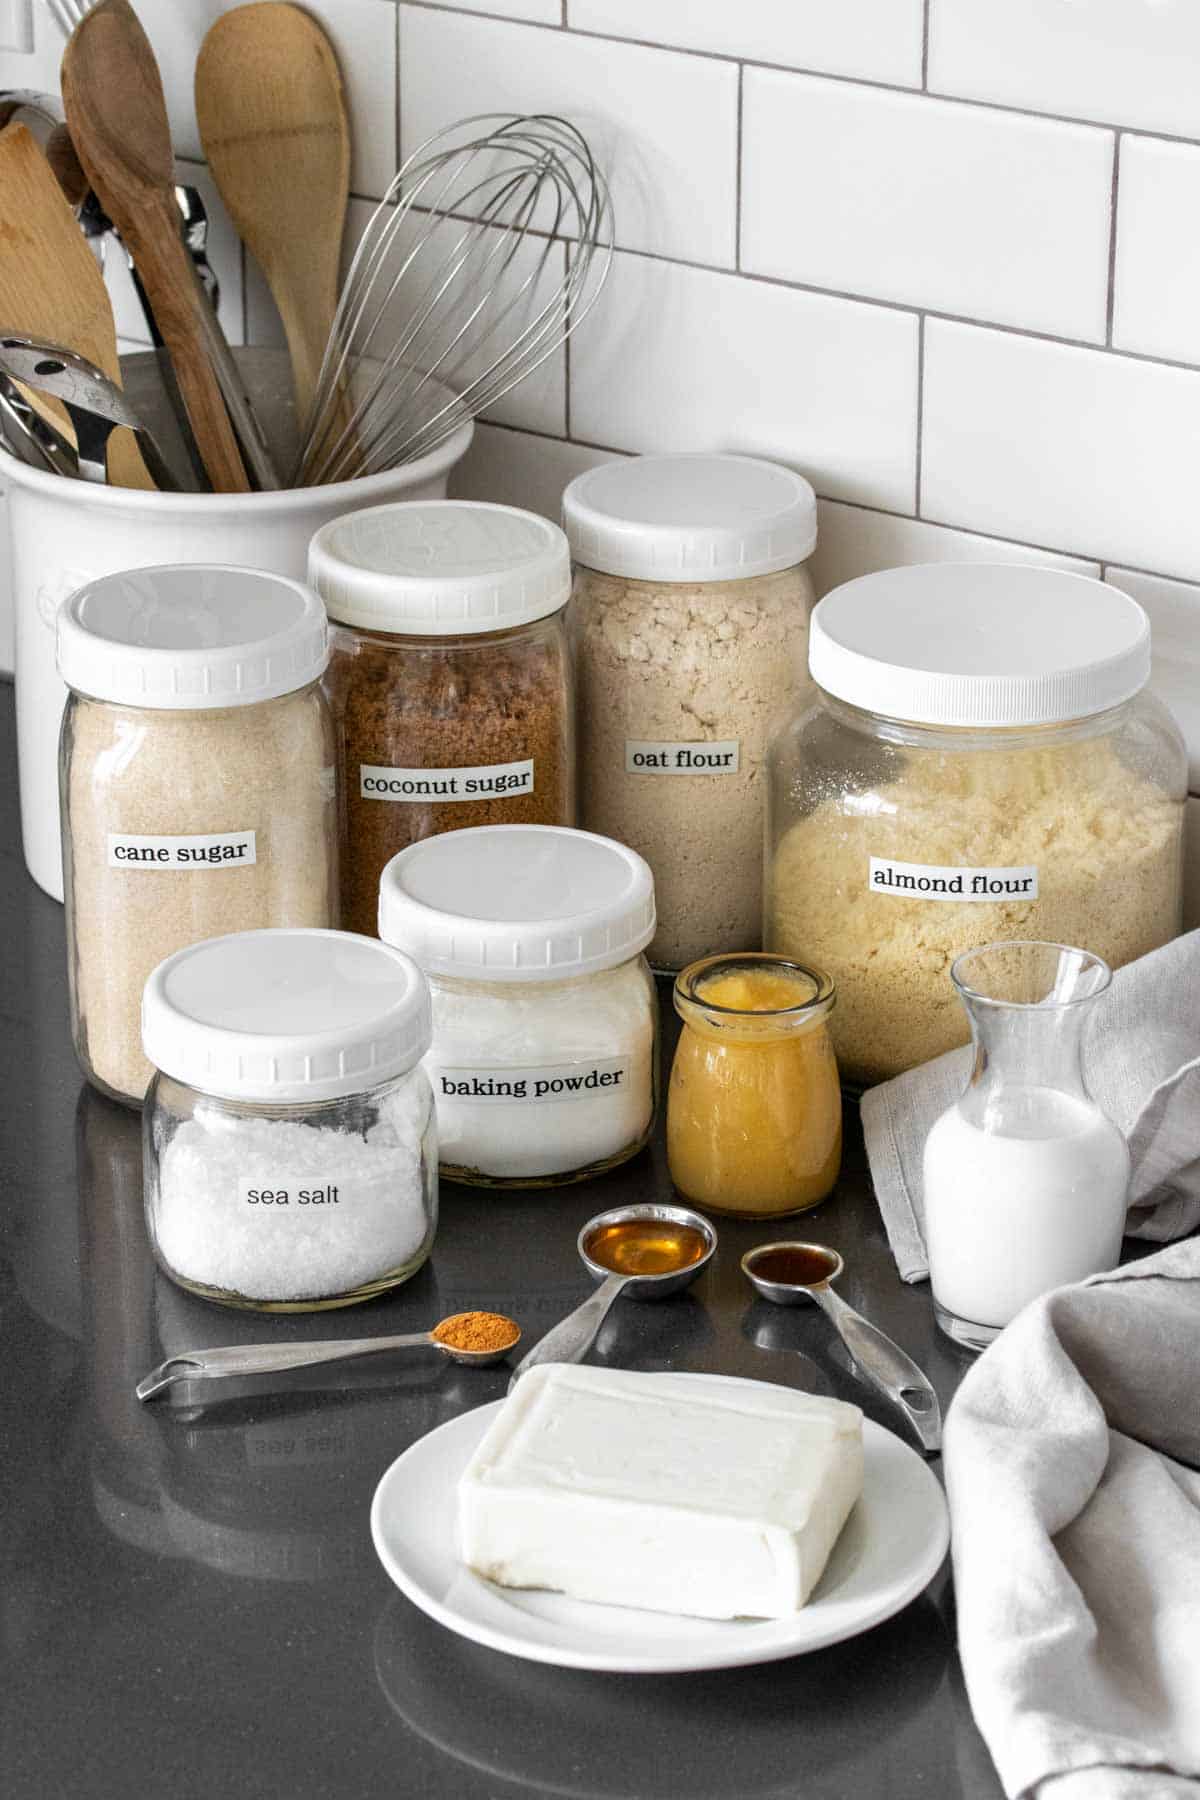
xmin=195 ymin=1 xmax=350 ymax=425
xmin=61 ymin=0 xmax=250 ymax=492
xmin=0 ymin=120 xmax=154 ymax=489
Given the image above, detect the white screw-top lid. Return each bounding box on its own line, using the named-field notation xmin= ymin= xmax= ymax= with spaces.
xmin=142 ymin=929 xmax=432 ymax=1103
xmin=307 ymin=500 xmax=571 ymax=634
xmin=809 ymin=564 xmax=1153 ymax=727
xmin=561 ymin=453 xmax=817 ymax=582
xmin=378 ymin=825 xmax=656 ymax=982
xmin=57 ymin=565 xmax=328 ymax=709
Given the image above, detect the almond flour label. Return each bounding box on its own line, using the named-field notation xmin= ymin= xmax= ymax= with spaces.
xmin=107 ymin=829 xmax=257 ymax=869
xmin=869 ymin=856 xmax=1039 ymax=901
xmin=432 ymin=1057 xmax=631 ymax=1105
xmin=625 ymin=738 xmax=740 ymax=775
xmin=360 ymin=759 xmax=534 ymax=802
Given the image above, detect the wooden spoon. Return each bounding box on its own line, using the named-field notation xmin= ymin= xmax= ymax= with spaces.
xmin=196 ymin=1 xmax=350 ymax=426
xmin=0 ymin=121 xmax=153 ymax=489
xmin=61 ymin=0 xmax=250 ymax=492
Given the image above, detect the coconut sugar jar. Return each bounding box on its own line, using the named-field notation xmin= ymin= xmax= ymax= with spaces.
xmin=310 ymin=501 xmax=575 ymax=938
xmin=379 ymin=825 xmax=658 ymax=1186
xmin=564 ymin=453 xmax=816 ymax=972
xmin=766 ymin=565 xmax=1186 ymax=1087
xmin=58 ymin=566 xmax=337 ymax=1106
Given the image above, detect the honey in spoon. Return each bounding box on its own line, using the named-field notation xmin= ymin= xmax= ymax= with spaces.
xmin=584 ymin=1217 xmax=710 ymax=1278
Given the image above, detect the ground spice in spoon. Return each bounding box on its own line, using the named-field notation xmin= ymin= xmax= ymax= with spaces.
xmin=433 ymin=1311 xmax=521 ymax=1354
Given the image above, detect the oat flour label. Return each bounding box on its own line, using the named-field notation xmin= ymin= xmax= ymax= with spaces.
xmin=869 ymin=856 xmax=1039 ymax=901
xmin=432 ymin=1057 xmax=632 ymax=1105
xmin=625 ymin=739 xmax=740 ymax=775
xmin=360 ymin=759 xmax=534 ymax=802
xmin=107 ymin=829 xmax=257 ymax=869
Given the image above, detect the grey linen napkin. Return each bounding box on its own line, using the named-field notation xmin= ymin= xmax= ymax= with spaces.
xmin=860 ymin=930 xmax=1200 ymax=1283
xmin=945 ymin=1239 xmax=1200 ymax=1800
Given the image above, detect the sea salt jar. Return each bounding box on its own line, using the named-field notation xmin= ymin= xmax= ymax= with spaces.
xmin=142 ymin=929 xmax=437 ymax=1311
xmin=378 ymin=825 xmax=658 ymax=1186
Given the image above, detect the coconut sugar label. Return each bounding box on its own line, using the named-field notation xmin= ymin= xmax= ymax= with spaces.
xmin=869 ymin=856 xmax=1039 ymax=901
xmin=432 ymin=1056 xmax=632 ymax=1105
xmin=360 ymin=759 xmax=534 ymax=803
xmin=107 ymin=829 xmax=258 ymax=869
xmin=625 ymin=739 xmax=741 ymax=775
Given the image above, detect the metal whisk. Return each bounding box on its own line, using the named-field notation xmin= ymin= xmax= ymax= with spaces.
xmin=294 ymin=113 xmax=613 ymax=487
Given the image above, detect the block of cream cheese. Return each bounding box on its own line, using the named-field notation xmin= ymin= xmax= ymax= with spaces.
xmin=458 ymin=1364 xmax=863 ymax=1620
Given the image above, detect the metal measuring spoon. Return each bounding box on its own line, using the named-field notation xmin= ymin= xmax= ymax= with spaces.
xmin=741 ymin=1242 xmax=942 ymax=1457
xmin=135 ymin=1313 xmax=522 ymax=1402
xmin=507 ymin=1202 xmax=717 ymax=1392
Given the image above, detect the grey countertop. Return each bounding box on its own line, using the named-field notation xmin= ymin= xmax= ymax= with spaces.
xmin=0 ymin=681 xmax=1006 ymax=1800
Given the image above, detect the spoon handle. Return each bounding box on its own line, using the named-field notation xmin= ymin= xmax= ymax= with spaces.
xmin=811 ymin=1287 xmax=942 ymax=1456
xmin=135 ymin=1331 xmax=434 ymax=1401
xmin=507 ymin=1273 xmax=628 ymax=1392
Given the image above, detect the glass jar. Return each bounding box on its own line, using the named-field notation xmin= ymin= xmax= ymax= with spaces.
xmin=667 ymin=954 xmax=841 ymax=1218
xmin=379 ymin=824 xmax=659 ymax=1186
xmin=564 ymin=453 xmax=817 ymax=972
xmin=310 ymin=501 xmax=575 ymax=938
xmin=142 ymin=929 xmax=437 ymax=1311
xmin=766 ymin=565 xmax=1186 ymax=1089
xmin=58 ymin=565 xmax=338 ymax=1107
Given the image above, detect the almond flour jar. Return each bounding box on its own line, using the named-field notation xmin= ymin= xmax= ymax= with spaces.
xmin=58 ymin=566 xmax=338 ymax=1106
xmin=565 ymin=454 xmax=816 ymax=971
xmin=765 ymin=566 xmax=1186 ymax=1087
xmin=378 ymin=825 xmax=658 ymax=1186
xmin=310 ymin=501 xmax=575 ymax=938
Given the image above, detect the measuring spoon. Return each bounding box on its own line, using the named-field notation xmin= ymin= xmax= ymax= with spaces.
xmin=136 ymin=1313 xmax=522 ymax=1402
xmin=508 ymin=1202 xmax=717 ymax=1391
xmin=741 ymin=1242 xmax=942 ymax=1456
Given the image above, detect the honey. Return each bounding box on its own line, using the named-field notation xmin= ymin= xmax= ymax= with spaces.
xmin=584 ymin=1218 xmax=709 ymax=1277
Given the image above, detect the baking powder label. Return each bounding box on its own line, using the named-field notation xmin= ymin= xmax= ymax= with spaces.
xmin=107 ymin=829 xmax=257 ymax=869
xmin=868 ymin=856 xmax=1039 ymax=901
xmin=431 ymin=1056 xmax=632 ymax=1105
xmin=625 ymin=739 xmax=740 ymax=775
xmin=360 ymin=759 xmax=534 ymax=802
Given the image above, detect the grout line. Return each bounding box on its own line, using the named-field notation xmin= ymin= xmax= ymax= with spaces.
xmin=921 ymin=0 xmax=931 ymax=90
xmin=914 ymin=314 xmax=926 ymax=516
xmin=561 ymin=0 xmax=567 ymax=24
xmin=1105 ymin=134 xmax=1122 ymax=347
xmin=395 ymin=0 xmax=403 ymax=166
xmin=735 ymin=63 xmax=744 ymax=272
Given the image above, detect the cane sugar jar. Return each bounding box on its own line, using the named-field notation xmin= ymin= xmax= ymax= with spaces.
xmin=58 ymin=566 xmax=338 ymax=1107
xmin=310 ymin=501 xmax=575 ymax=937
xmin=564 ymin=454 xmax=816 ymax=972
xmin=766 ymin=565 xmax=1186 ymax=1087
xmin=142 ymin=929 xmax=437 ymax=1311
xmin=379 ymin=825 xmax=658 ymax=1186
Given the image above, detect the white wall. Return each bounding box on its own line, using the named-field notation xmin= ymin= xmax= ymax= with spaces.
xmin=3 ymin=0 xmax=1200 ymax=903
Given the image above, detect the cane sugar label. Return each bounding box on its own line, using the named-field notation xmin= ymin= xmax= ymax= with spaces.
xmin=869 ymin=857 xmax=1039 ymax=902
xmin=625 ymin=738 xmax=740 ymax=775
xmin=107 ymin=829 xmax=257 ymax=869
xmin=433 ymin=1057 xmax=632 ymax=1105
xmin=360 ymin=759 xmax=534 ymax=802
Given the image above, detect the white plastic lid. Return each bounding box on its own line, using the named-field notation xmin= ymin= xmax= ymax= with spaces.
xmin=307 ymin=500 xmax=571 ymax=634
xmin=809 ymin=564 xmax=1153 ymax=727
xmin=377 ymin=825 xmax=656 ymax=982
xmin=561 ymin=453 xmax=817 ymax=582
xmin=57 ymin=565 xmax=328 ymax=708
xmin=142 ymin=928 xmax=432 ymax=1102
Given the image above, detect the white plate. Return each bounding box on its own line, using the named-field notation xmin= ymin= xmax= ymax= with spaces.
xmin=369 ymin=1373 xmax=950 ymax=1674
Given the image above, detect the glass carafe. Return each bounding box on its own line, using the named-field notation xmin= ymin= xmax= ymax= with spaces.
xmin=922 ymin=940 xmax=1129 ymax=1352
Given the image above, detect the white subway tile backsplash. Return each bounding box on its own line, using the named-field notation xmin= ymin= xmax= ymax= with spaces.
xmin=811 ymin=500 xmax=1099 ymax=599
xmin=568 ymin=0 xmax=925 ymax=89
xmin=450 ymin=0 xmax=562 ymax=22
xmin=399 ymin=5 xmax=738 ymax=267
xmin=1113 ymin=137 xmax=1200 ymax=366
xmin=570 ymin=253 xmax=919 ymax=512
xmin=929 ymin=0 xmax=1200 ymax=138
xmin=742 ymin=74 xmax=1112 ymax=342
xmin=922 ymin=321 xmax=1200 ymax=583
xmin=450 ymin=422 xmax=622 ymax=520
xmin=1105 ymin=567 xmax=1200 ymax=788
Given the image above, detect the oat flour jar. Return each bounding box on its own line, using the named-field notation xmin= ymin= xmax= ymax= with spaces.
xmin=765 ymin=565 xmax=1186 ymax=1087
xmin=565 ymin=453 xmax=817 ymax=971
xmin=142 ymin=929 xmax=437 ymax=1311
xmin=378 ymin=824 xmax=658 ymax=1186
xmin=310 ymin=501 xmax=575 ymax=937
xmin=58 ymin=566 xmax=338 ymax=1106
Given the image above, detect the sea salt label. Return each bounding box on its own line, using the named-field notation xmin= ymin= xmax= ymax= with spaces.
xmin=360 ymin=759 xmax=534 ymax=802
xmin=869 ymin=857 xmax=1039 ymax=901
xmin=431 ymin=1056 xmax=632 ymax=1105
xmin=625 ymin=739 xmax=740 ymax=775
xmin=107 ymin=829 xmax=257 ymax=869
xmin=237 ymin=1177 xmax=353 ymax=1207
